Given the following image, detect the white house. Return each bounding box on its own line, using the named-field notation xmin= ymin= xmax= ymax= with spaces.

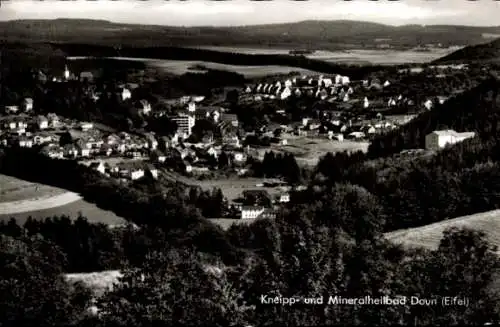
xmin=424 ymin=99 xmax=434 ymax=110
xmin=64 ymin=65 xmax=70 ymax=80
xmin=240 ymin=206 xmax=266 ymax=219
xmin=233 ymin=152 xmax=246 ymax=163
xmin=137 ymin=100 xmax=152 ymax=116
xmin=121 ymin=88 xmax=132 ymax=101
xmin=425 ymin=130 xmax=476 ymax=151
xmin=363 ymin=97 xmax=370 ymax=108
xmin=187 ymin=102 xmax=196 ymax=112
xmin=341 ymin=76 xmax=350 ymax=85
xmin=23 ymin=98 xmax=34 ymax=112
xmin=5 ymin=105 xmax=19 ymax=114
xmin=89 ymin=161 xmax=106 ymax=175
xmin=81 ymin=122 xmax=94 ymax=131
xmin=383 ymin=80 xmax=391 ymax=87
xmin=19 ymin=137 xmax=33 ymax=148
xmin=278 ymin=194 xmax=290 ymax=203
xmin=37 ymin=116 xmax=49 ymax=130
xmin=280 ymin=87 xmax=292 ymax=100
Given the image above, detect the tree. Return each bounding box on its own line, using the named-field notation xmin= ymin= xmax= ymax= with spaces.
xmin=59 ymin=131 xmax=74 ymax=146
xmin=97 ymin=249 xmax=248 ymax=326
xmin=0 ymin=234 xmax=92 ymax=326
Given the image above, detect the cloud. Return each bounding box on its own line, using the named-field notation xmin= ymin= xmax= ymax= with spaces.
xmin=308 ymin=2 xmax=466 ymax=22
xmin=0 ymin=0 xmax=491 ymax=26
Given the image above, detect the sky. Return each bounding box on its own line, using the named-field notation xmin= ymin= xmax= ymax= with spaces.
xmin=1 ymin=0 xmax=500 ymax=27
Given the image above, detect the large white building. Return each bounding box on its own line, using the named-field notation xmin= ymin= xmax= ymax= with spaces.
xmin=240 ymin=206 xmax=266 ymax=219
xmin=425 ymin=130 xmax=476 ymax=151
xmin=171 ymin=114 xmax=196 ymax=139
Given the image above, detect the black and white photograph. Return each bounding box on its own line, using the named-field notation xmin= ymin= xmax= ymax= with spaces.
xmin=2 ymin=0 xmax=500 ymax=325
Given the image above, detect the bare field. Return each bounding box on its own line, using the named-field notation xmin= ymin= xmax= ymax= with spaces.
xmin=385 ymin=209 xmax=500 ymax=254
xmin=256 ymin=136 xmax=370 ymax=167
xmin=0 ymin=174 xmax=67 ymax=202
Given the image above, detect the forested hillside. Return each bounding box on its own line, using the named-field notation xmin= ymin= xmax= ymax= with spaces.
xmin=368 ymin=76 xmax=500 ymax=158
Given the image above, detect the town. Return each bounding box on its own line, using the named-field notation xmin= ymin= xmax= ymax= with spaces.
xmin=0 ymin=62 xmax=478 ymax=223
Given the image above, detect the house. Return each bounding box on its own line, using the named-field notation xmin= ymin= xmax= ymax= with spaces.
xmin=207 ymin=146 xmax=218 ymax=158
xmin=5 ymin=105 xmax=19 ymax=114
xmin=37 ymin=116 xmax=49 ymax=130
xmin=383 ymin=80 xmax=391 ymax=87
xmin=79 ymin=71 xmax=94 ymax=82
xmin=280 ymin=87 xmax=292 ymax=100
xmin=220 ymin=114 xmax=238 ymax=127
xmin=425 ymin=130 xmax=476 ymax=151
xmin=278 ymin=193 xmax=290 ymax=203
xmin=146 ymin=165 xmax=159 ymax=179
xmin=361 ymin=125 xmax=376 ymax=134
xmin=80 ymin=122 xmax=93 ymax=131
xmin=363 ymin=97 xmax=370 ymax=108
xmin=33 ymin=133 xmax=53 ymax=145
xmin=41 ymin=145 xmax=64 ymax=159
xmin=47 ymin=113 xmax=60 ymax=128
xmin=63 ymin=144 xmax=79 ymax=158
xmin=348 ymin=131 xmax=366 ymax=139
xmin=89 ymin=161 xmax=106 ymax=175
xmin=18 ymin=137 xmax=33 ymax=148
xmin=80 ymin=147 xmax=91 ymax=157
xmin=424 ymin=99 xmax=433 ymax=110
xmin=187 ymin=102 xmax=196 ymax=112
xmin=191 ymin=165 xmax=210 ymax=174
xmin=23 ymin=98 xmax=34 ymax=112
xmin=171 ymin=114 xmax=196 ymax=138
xmin=240 ymin=206 xmax=266 ymax=219
xmin=64 ymin=65 xmax=70 ymax=80
xmin=233 ymin=151 xmax=247 ymax=163
xmin=121 ymin=88 xmax=132 ymax=101
xmin=117 ymin=163 xmax=145 ymax=180
xmin=146 ymin=135 xmax=158 ymax=150
xmin=181 ymin=161 xmax=193 ymax=173
xmin=137 ymin=100 xmax=152 ymax=116
xmin=196 ymin=106 xmax=221 ymax=123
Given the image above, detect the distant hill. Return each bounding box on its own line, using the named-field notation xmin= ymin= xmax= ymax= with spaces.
xmin=2 ymin=19 xmax=500 ymax=49
xmin=434 ymin=38 xmax=500 ymax=63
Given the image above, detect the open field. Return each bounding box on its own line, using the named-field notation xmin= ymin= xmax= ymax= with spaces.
xmin=145 ymin=59 xmax=319 ymax=77
xmin=65 ymin=270 xmax=122 ymax=297
xmin=0 ymin=174 xmax=68 ymax=202
xmin=192 ymin=47 xmax=456 ymax=65
xmin=0 ymin=199 xmax=127 ymax=225
xmin=68 ymin=57 xmax=321 ymax=77
xmin=385 ymin=209 xmax=500 ymax=254
xmin=255 ymin=136 xmax=370 ymax=167
xmin=162 ymin=171 xmax=285 ymax=202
